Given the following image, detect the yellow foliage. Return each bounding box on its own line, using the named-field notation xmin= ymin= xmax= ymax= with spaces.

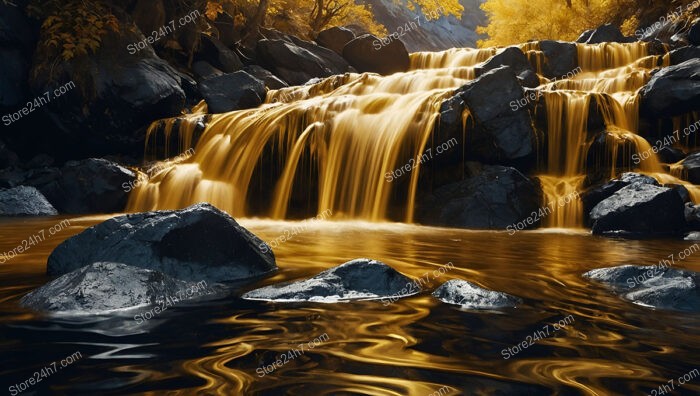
xmin=477 ymin=0 xmax=637 ymax=47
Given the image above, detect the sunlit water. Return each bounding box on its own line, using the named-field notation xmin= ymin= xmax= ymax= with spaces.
xmin=1 ymin=216 xmax=699 ymax=395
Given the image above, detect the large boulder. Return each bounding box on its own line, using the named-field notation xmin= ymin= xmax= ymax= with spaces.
xmin=0 ymin=186 xmax=57 ymax=216
xmin=584 ymin=265 xmax=700 ymax=312
xmin=641 ymin=59 xmax=700 ymax=118
xmin=199 ymin=71 xmax=266 ymax=113
xmin=342 ymin=34 xmax=410 ymax=75
xmin=28 ymin=16 xmax=185 ymax=157
xmin=589 ymin=183 xmax=686 ymax=236
xmin=437 ymin=66 xmax=537 ymax=166
xmin=21 ymin=262 xmax=224 ymax=314
xmin=432 ymin=280 xmax=521 ymax=309
xmin=257 ymin=32 xmax=352 ymax=85
xmin=197 ymin=34 xmax=244 ymax=73
xmin=676 ymin=152 xmax=700 ymax=184
xmin=667 ymin=46 xmax=700 ymax=65
xmin=581 ymin=173 xmax=660 ymax=222
xmin=689 ymin=19 xmax=700 ymax=46
xmin=538 ymin=40 xmax=579 ymax=79
xmin=35 ymin=158 xmax=136 ymax=214
xmin=243 ymin=65 xmax=288 ymax=90
xmin=242 ymin=258 xmax=417 ymax=302
xmin=576 ymin=24 xmax=630 ymax=44
xmin=416 ymin=165 xmax=542 ymax=229
xmin=477 ymin=46 xmax=539 ymax=88
xmin=47 ymin=203 xmax=276 ymax=282
xmin=316 ymin=26 xmax=355 ymax=55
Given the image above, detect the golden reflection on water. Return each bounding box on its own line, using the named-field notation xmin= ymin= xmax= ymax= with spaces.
xmin=1 ymin=217 xmax=700 ymax=395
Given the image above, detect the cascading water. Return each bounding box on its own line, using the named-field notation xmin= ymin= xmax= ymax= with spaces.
xmin=128 ymin=42 xmax=698 ymax=227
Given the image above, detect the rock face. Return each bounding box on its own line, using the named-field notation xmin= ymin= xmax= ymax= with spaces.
xmin=199 ymin=71 xmax=266 ymax=113
xmin=677 ymin=152 xmax=700 ymax=184
xmin=243 ymin=65 xmax=288 ymax=90
xmin=47 ymin=203 xmax=276 ymax=282
xmin=584 ymin=265 xmax=700 ymax=312
xmin=432 ymin=279 xmax=521 ymax=309
xmin=21 ymin=262 xmax=222 ymax=314
xmin=37 ymin=158 xmax=136 ymax=214
xmin=342 ymin=34 xmax=410 ymax=75
xmin=417 ymin=165 xmax=542 ymax=229
xmin=257 ymin=32 xmax=352 ymax=85
xmin=589 ymin=183 xmax=686 ymax=236
xmin=538 ymin=40 xmax=578 ymax=79
xmin=576 ymin=24 xmax=630 ymax=44
xmin=242 ymin=258 xmax=417 ymax=302
xmin=437 ymin=66 xmax=536 ymax=166
xmin=197 ymin=34 xmax=243 ymax=73
xmin=668 ymin=46 xmax=700 ymax=65
xmin=0 ymin=186 xmax=57 ymax=216
xmin=316 ymin=26 xmax=355 ymax=54
xmin=641 ymin=59 xmax=700 ymax=118
xmin=689 ymin=19 xmax=700 ymax=46
xmin=29 ymin=18 xmax=186 ymax=156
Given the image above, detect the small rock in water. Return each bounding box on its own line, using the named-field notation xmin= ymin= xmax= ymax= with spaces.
xmin=685 ymin=232 xmax=700 ymax=241
xmin=432 ymin=279 xmax=521 ymax=310
xmin=584 ymin=265 xmax=700 ymax=312
xmin=242 ymin=258 xmax=418 ymax=302
xmin=47 ymin=203 xmax=276 ymax=282
xmin=0 ymin=186 xmax=57 ymax=216
xmin=21 ymin=262 xmax=225 ymax=314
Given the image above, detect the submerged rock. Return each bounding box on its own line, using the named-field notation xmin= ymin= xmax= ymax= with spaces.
xmin=242 ymin=258 xmax=417 ymax=302
xmin=432 ymin=279 xmax=521 ymax=309
xmin=589 ymin=183 xmax=686 ymax=236
xmin=21 ymin=262 xmax=223 ymax=314
xmin=47 ymin=203 xmax=276 ymax=282
xmin=641 ymin=59 xmax=700 ymax=118
xmin=584 ymin=265 xmax=700 ymax=312
xmin=417 ymin=165 xmax=542 ymax=229
xmin=0 ymin=186 xmax=57 ymax=216
xmin=342 ymin=34 xmax=410 ymax=75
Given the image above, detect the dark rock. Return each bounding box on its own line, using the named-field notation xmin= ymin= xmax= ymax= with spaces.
xmin=0 ymin=139 xmax=19 ymax=168
xmin=641 ymin=59 xmax=700 ymax=118
xmin=131 ymin=0 xmax=166 ymax=41
xmin=686 ymin=231 xmax=700 ymax=240
xmin=432 ymin=279 xmax=521 ymax=309
xmin=657 ymin=146 xmax=686 ymax=163
xmin=342 ymin=34 xmax=410 ymax=75
xmin=211 ymin=12 xmax=239 ymax=47
xmin=36 ymin=158 xmax=135 ymax=214
xmin=47 ymin=203 xmax=276 ymax=282
xmin=416 ymin=165 xmax=542 ymax=229
xmin=242 ymin=258 xmax=416 ymax=302
xmin=28 ymin=16 xmax=186 ymax=157
xmin=677 ymin=152 xmax=700 ymax=184
xmin=198 ymin=34 xmax=243 ymax=73
xmin=689 ymin=19 xmax=700 ymax=46
xmin=0 ymin=186 xmax=57 ymax=216
xmin=590 ymin=183 xmax=686 ymax=236
xmin=199 ymin=71 xmax=266 ymax=113
xmin=437 ymin=66 xmax=536 ymax=165
xmin=0 ymin=48 xmax=28 ymax=109
xmin=685 ymin=202 xmax=700 ymax=229
xmin=0 ymin=1 xmax=36 ymax=51
xmin=584 ymin=265 xmax=700 ymax=312
xmin=26 ymin=154 xmax=54 ymax=169
xmin=192 ymin=61 xmax=224 ymax=80
xmin=316 ymin=26 xmax=355 ymax=54
xmin=670 ymin=184 xmax=692 ymax=204
xmin=668 ymin=46 xmax=700 ymax=65
xmin=21 ymin=262 xmax=224 ymax=314
xmin=582 ymin=173 xmax=660 ymax=218
xmin=477 ymin=47 xmax=539 ymax=88
xmin=243 ymin=65 xmax=288 ymax=90
xmin=576 ymin=24 xmax=629 ymax=44
xmin=538 ymin=40 xmax=579 ymax=79
xmin=257 ymin=33 xmax=351 ymax=85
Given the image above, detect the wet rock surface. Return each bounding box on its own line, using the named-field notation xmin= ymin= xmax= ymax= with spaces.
xmin=199 ymin=71 xmax=266 ymax=113
xmin=342 ymin=34 xmax=410 ymax=75
xmin=47 ymin=203 xmax=276 ymax=282
xmin=641 ymin=59 xmax=700 ymax=118
xmin=432 ymin=279 xmax=521 ymax=309
xmin=242 ymin=258 xmax=417 ymax=302
xmin=21 ymin=262 xmax=224 ymax=314
xmin=0 ymin=186 xmax=57 ymax=216
xmin=584 ymin=265 xmax=700 ymax=312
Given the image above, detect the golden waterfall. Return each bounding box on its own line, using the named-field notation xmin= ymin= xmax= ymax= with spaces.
xmin=128 ymin=42 xmax=698 ymax=226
